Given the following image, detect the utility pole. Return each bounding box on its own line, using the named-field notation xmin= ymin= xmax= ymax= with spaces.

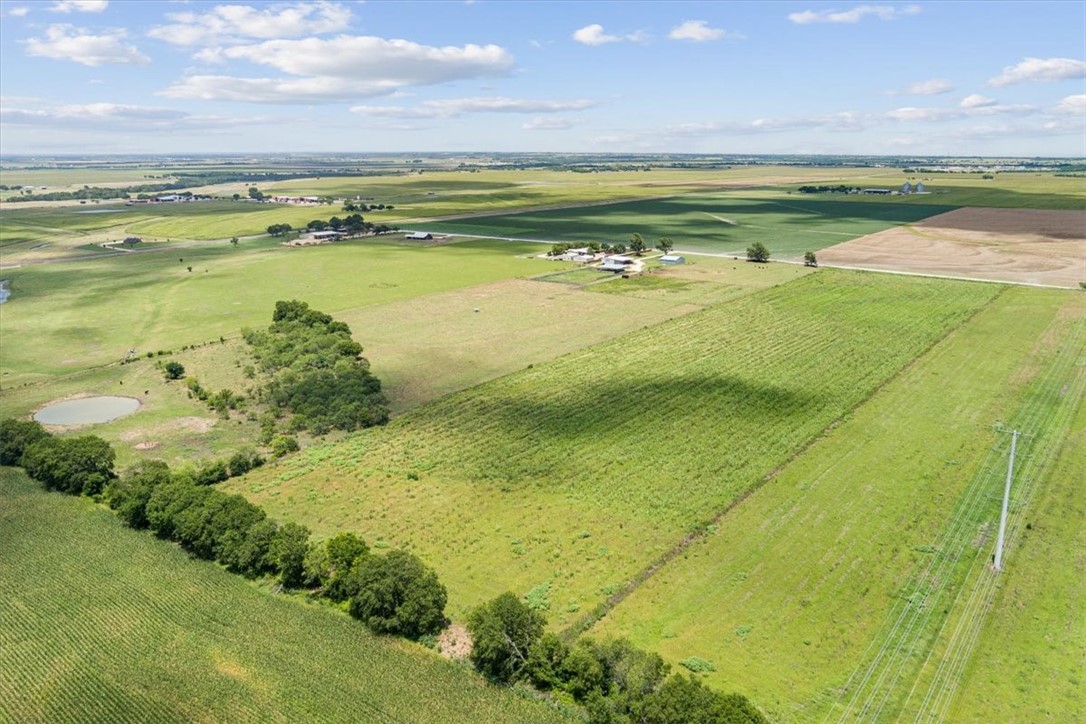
xmin=994 ymin=430 xmax=1019 ymax=572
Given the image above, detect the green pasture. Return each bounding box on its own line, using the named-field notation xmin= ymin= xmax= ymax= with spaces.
xmin=225 ymin=270 xmax=998 ymax=627
xmin=949 ymin=389 xmax=1085 ymax=722
xmin=591 ymin=287 xmax=1084 ymax=722
xmin=0 ymin=469 xmax=570 ymax=723
xmin=0 ymin=238 xmax=543 ymax=386
xmin=412 ymin=192 xmax=956 ymax=258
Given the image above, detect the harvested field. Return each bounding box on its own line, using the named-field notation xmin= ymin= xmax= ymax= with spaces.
xmin=819 ymin=207 xmax=1085 ymax=288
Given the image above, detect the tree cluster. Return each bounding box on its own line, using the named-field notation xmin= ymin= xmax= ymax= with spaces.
xmin=1 ymin=418 xmax=446 ymax=641
xmin=243 ymin=300 xmax=390 ymax=434
xmin=796 ymin=185 xmax=860 ymax=194
xmin=746 ymin=242 xmax=770 ymax=263
xmin=467 ymin=592 xmax=765 ymax=724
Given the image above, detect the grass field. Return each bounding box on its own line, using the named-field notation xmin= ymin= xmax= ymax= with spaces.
xmin=589 ymin=286 xmax=1085 ymax=722
xmin=412 ymin=192 xmax=957 ymax=258
xmin=0 ymin=468 xmax=570 ymax=724
xmin=225 ymin=270 xmax=999 ymax=626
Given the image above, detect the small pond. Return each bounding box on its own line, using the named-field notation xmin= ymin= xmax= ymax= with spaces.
xmin=34 ymin=396 xmax=141 ymax=425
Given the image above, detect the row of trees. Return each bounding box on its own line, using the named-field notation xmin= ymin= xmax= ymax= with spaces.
xmin=1 ymin=419 xmax=448 ymax=641
xmin=467 ymin=592 xmax=765 ymax=723
xmin=745 ymin=243 xmax=818 ymax=267
xmin=547 ymin=235 xmax=674 ymax=258
xmin=266 ymin=214 xmax=399 ymax=239
xmin=796 ymin=185 xmax=861 ymax=194
xmin=242 ymin=300 xmax=390 ymax=434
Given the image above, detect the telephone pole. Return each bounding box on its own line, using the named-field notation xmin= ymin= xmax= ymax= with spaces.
xmin=993 ymin=430 xmax=1019 ymax=572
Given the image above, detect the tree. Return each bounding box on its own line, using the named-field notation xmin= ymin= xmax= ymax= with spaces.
xmin=270 ymin=435 xmax=299 ymax=458
xmin=468 ymin=591 xmax=546 ymax=683
xmin=323 ymin=532 xmax=370 ymax=601
xmin=526 ymin=632 xmax=570 ymax=690
xmin=22 ymin=435 xmax=116 ymax=496
xmin=0 ymin=418 xmax=50 ymax=466
xmin=106 ymin=459 xmax=173 ymax=528
xmin=348 ymin=549 xmax=447 ymax=639
xmin=270 ymin=522 xmax=311 ymax=588
xmin=266 ymin=223 xmax=292 ymax=237
xmin=804 ymin=251 xmax=818 ymax=267
xmin=657 ymin=237 xmax=674 ymax=254
xmin=163 ymin=361 xmax=185 ymax=380
xmin=643 ymin=675 xmax=766 ymax=723
xmin=746 ymin=242 xmax=770 ymax=263
xmin=628 ymin=233 xmax=646 ymax=255
xmin=230 ymin=237 xmax=239 ymax=246
xmin=247 ymin=186 xmax=264 ymax=201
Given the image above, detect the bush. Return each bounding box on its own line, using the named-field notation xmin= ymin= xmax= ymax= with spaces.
xmin=163 ymin=361 xmax=185 ymax=380
xmin=22 ymin=435 xmax=116 ymax=496
xmin=270 ymin=435 xmax=299 ymax=458
xmin=106 ymin=460 xmax=173 ymax=528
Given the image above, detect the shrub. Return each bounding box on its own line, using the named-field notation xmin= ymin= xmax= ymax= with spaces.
xmin=270 ymin=435 xmax=299 ymax=458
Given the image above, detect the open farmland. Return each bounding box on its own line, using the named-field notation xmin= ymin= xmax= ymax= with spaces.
xmin=225 ymin=270 xmax=999 ymax=626
xmin=412 ymin=192 xmax=956 ymax=258
xmin=590 ymin=287 xmax=1085 ymax=722
xmin=0 ymin=469 xmax=570 ymax=724
xmin=819 ymin=207 xmax=1086 ymax=288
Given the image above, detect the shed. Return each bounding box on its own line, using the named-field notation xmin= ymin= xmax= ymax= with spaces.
xmin=659 ymin=254 xmax=686 ymax=264
xmin=405 ymin=232 xmax=433 ymax=240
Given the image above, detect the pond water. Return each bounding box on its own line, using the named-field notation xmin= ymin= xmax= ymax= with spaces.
xmin=34 ymin=396 xmax=141 ymax=425
xmin=75 ymin=208 xmax=130 ymax=214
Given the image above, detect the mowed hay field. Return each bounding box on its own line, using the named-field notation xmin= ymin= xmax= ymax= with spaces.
xmin=591 ymin=287 xmax=1085 ymax=722
xmin=413 ymin=192 xmax=955 ymax=258
xmin=226 ymin=270 xmax=1000 ymax=626
xmin=819 ymin=207 xmax=1086 ymax=288
xmin=0 ymin=469 xmax=571 ymax=724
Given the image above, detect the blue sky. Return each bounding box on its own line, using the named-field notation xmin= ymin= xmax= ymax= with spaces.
xmin=1 ymin=0 xmax=1083 ymax=156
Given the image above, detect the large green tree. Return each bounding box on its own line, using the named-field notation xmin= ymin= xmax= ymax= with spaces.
xmin=0 ymin=418 xmax=50 ymax=466
xmin=348 ymin=549 xmax=447 ymax=639
xmin=746 ymin=242 xmax=770 ymax=263
xmin=22 ymin=435 xmax=116 ymax=496
xmin=468 ymin=592 xmax=546 ymax=683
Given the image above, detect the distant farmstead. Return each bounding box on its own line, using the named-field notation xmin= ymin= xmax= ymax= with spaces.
xmin=405 ymin=231 xmax=433 ymax=240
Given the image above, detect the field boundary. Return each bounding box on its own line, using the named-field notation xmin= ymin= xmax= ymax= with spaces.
xmin=563 ymin=282 xmax=1010 ymax=641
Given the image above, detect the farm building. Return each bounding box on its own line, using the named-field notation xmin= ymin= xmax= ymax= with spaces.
xmin=310 ymin=230 xmax=344 ymax=241
xmin=600 ymin=255 xmax=638 ymax=272
xmin=660 ymin=254 xmax=686 ymax=264
xmin=405 ymin=232 xmax=434 ymax=240
xmin=861 ymin=188 xmax=892 ymax=195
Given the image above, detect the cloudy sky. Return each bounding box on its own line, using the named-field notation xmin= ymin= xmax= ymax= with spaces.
xmin=1 ymin=0 xmax=1083 ymax=156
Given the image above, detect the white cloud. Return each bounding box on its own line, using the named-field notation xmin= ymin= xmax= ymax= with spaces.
xmin=8 ymin=6 xmax=30 ymax=17
xmin=351 ymin=97 xmax=593 ymax=119
xmin=789 ymin=4 xmax=921 ymax=24
xmin=163 ymin=36 xmax=513 ymax=103
xmin=988 ymin=57 xmax=1086 ymax=86
xmin=889 ymin=78 xmax=955 ymax=96
xmin=572 ymin=23 xmax=645 ymax=46
xmin=50 ymin=1 xmax=108 ymax=13
xmin=0 ymin=101 xmax=267 ymax=132
xmin=960 ymin=94 xmax=996 ymax=108
xmin=148 ymin=1 xmax=351 ymax=46
xmin=668 ymin=20 xmax=738 ymax=42
xmin=1053 ymin=94 xmax=1086 ymax=115
xmin=885 ymin=103 xmax=1034 ymax=122
xmin=26 ymin=25 xmax=150 ymax=66
xmin=522 ymin=117 xmax=575 ymax=130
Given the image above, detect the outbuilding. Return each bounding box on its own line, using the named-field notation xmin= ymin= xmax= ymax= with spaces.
xmin=405 ymin=231 xmax=433 ymax=241
xmin=659 ymin=254 xmax=685 ymax=264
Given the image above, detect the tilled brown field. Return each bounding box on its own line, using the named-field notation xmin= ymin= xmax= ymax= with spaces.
xmin=819 ymin=207 xmax=1085 ymax=287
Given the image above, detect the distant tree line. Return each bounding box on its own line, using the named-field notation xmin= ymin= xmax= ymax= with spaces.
xmin=266 ymin=213 xmax=399 ymax=238
xmin=796 ymin=185 xmax=860 ymax=194
xmin=0 ymin=418 xmax=447 ymax=641
xmin=467 ymin=591 xmax=766 ymax=723
xmin=242 ymin=300 xmax=390 ymax=434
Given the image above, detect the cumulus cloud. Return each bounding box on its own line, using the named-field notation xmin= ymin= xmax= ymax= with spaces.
xmin=572 ymin=23 xmax=645 ymax=45
xmin=50 ymin=1 xmax=107 ymax=13
xmin=885 ymin=103 xmax=1034 ymax=122
xmin=163 ymin=36 xmax=513 ymax=102
xmin=988 ymin=57 xmax=1086 ymax=86
xmin=889 ymin=78 xmax=955 ymax=96
xmin=351 ymin=96 xmax=593 ymax=119
xmin=522 ymin=117 xmax=575 ymax=130
xmin=789 ymin=4 xmax=921 ymax=24
xmin=8 ymin=6 xmax=30 ymax=17
xmin=1053 ymin=94 xmax=1086 ymax=115
xmin=148 ymin=1 xmax=351 ymax=46
xmin=668 ymin=20 xmax=739 ymax=42
xmin=960 ymin=94 xmax=996 ymax=108
xmin=26 ymin=25 xmax=150 ymax=66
